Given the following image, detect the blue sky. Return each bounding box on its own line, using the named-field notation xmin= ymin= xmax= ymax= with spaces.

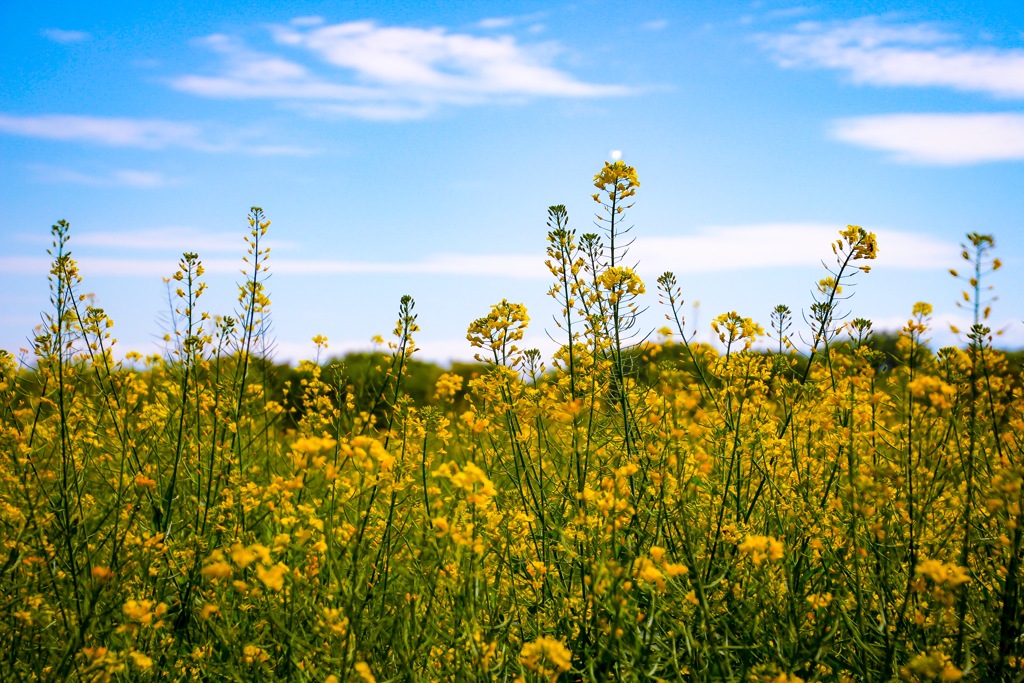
xmin=2 ymin=1 xmax=1023 ymax=364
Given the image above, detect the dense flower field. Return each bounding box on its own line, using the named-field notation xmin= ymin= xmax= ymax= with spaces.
xmin=1 ymin=163 xmax=1021 ymax=682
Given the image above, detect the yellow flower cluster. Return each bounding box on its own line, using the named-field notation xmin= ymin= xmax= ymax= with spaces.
xmin=520 ymin=636 xmax=573 ymax=681
xmin=599 ymin=266 xmax=646 ymax=304
xmin=466 ymin=299 xmax=530 ymax=363
xmin=434 ymin=372 xmax=464 ymax=401
xmin=916 ymin=559 xmax=970 ymax=588
xmin=738 ymin=534 xmax=785 ymax=565
xmin=711 ymin=311 xmax=764 ymax=350
xmin=838 ymin=224 xmax=879 ymax=265
xmin=592 ymin=160 xmax=640 ymax=204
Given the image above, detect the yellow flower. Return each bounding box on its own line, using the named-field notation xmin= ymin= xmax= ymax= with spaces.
xmin=916 ymin=559 xmax=970 ymax=588
xmin=664 ymin=562 xmax=689 ymax=577
xmin=593 ymin=160 xmax=640 ymax=202
xmin=256 ymin=562 xmax=289 ymax=591
xmin=91 ymin=566 xmax=114 ymax=583
xmin=123 ymin=599 xmax=167 ymax=626
xmin=738 ymin=534 xmax=784 ymax=565
xmin=599 ymin=266 xmax=646 ymax=303
xmin=467 ymin=299 xmax=530 ymax=362
xmin=134 ymin=472 xmax=157 ymax=489
xmin=449 ymin=461 xmax=497 ymax=504
xmin=231 ymin=543 xmax=270 ymax=569
xmin=901 ymin=651 xmax=963 ymax=681
xmin=354 ymin=661 xmax=376 ymax=683
xmin=242 ymin=645 xmax=269 ymax=664
xmin=129 ymin=651 xmax=153 ymax=670
xmin=711 ymin=312 xmax=764 ymax=350
xmin=806 ymin=593 xmax=833 ymax=610
xmin=434 ymin=372 xmax=464 ymax=401
xmin=521 ymin=636 xmax=573 ymax=681
xmin=202 ymin=560 xmax=232 ymax=580
xmin=839 ymin=225 xmax=878 ymax=261
xmin=230 ymin=544 xmax=259 ymax=568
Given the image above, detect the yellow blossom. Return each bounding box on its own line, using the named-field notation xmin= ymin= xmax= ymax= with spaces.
xmin=256 ymin=562 xmax=289 ymax=591
xmin=202 ymin=560 xmax=232 ymax=580
xmin=916 ymin=559 xmax=970 ymax=588
xmin=129 ymin=651 xmax=153 ymax=670
xmin=738 ymin=534 xmax=784 ymax=564
xmin=354 ymin=661 xmax=376 ymax=683
xmin=521 ymin=636 xmax=573 ymax=681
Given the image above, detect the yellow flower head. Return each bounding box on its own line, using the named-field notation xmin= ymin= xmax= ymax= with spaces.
xmin=593 ymin=160 xmax=640 ymax=203
xmin=256 ymin=562 xmax=290 ymax=591
xmin=738 ymin=534 xmax=784 ymax=564
xmin=129 ymin=651 xmax=153 ymax=670
xmin=467 ymin=299 xmax=530 ymax=362
xmin=916 ymin=559 xmax=970 ymax=588
xmin=839 ymin=225 xmax=878 ymax=261
xmin=521 ymin=636 xmax=573 ymax=681
xmin=599 ymin=266 xmax=646 ymax=301
xmin=434 ymin=372 xmax=464 ymax=401
xmin=354 ymin=661 xmax=376 ymax=683
xmin=711 ymin=312 xmax=764 ymax=350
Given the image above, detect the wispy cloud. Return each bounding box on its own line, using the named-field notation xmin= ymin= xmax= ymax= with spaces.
xmin=630 ymin=224 xmax=958 ymax=274
xmin=72 ymin=227 xmax=294 ymax=252
xmin=477 ymin=17 xmax=516 ymax=30
xmin=42 ymin=28 xmax=91 ymax=44
xmin=0 ymin=114 xmax=202 ymax=149
xmin=759 ymin=16 xmax=1024 ymax=98
xmin=833 ymin=113 xmax=1024 ymax=164
xmin=641 ymin=20 xmax=669 ymax=32
xmin=29 ymin=164 xmax=181 ymax=188
xmin=169 ymin=18 xmax=631 ymax=120
xmin=474 ymin=13 xmax=546 ymax=31
xmin=867 ymin=312 xmax=1024 ymax=346
xmin=0 ymin=224 xmax=957 ymax=279
xmin=0 ymin=113 xmax=314 ymax=155
xmin=13 ymin=226 xmax=294 ymax=253
xmin=0 ymin=253 xmax=541 ymax=279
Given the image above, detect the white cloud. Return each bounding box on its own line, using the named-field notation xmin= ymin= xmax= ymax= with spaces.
xmin=475 ymin=12 xmax=547 ymax=31
xmin=0 ymin=252 xmax=542 ymax=279
xmin=0 ymin=114 xmax=202 ymax=149
xmin=766 ymin=7 xmax=814 ymax=21
xmin=297 ymin=102 xmax=435 ymax=122
xmin=477 ymin=17 xmax=516 ymax=30
xmin=290 ymin=16 xmax=325 ymax=28
xmin=11 ymin=225 xmax=296 ymax=253
xmin=630 ymin=223 xmax=958 ymax=274
xmin=833 ymin=113 xmax=1024 ymax=164
xmin=760 ymin=16 xmax=1024 ymax=98
xmin=74 ymin=228 xmax=286 ymax=252
xmin=0 ymin=113 xmax=314 ymax=155
xmin=0 ymin=224 xmax=957 ymax=280
xmin=109 ymin=229 xmax=294 ymax=253
xmin=42 ymin=28 xmax=91 ymax=44
xmin=641 ymin=20 xmax=669 ymax=31
xmin=29 ymin=164 xmax=180 ymax=188
xmin=867 ymin=311 xmax=1024 ymax=346
xmin=169 ymin=19 xmax=630 ymax=120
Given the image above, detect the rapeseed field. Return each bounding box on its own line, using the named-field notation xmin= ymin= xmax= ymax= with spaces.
xmin=1 ymin=162 xmax=1021 ymax=681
